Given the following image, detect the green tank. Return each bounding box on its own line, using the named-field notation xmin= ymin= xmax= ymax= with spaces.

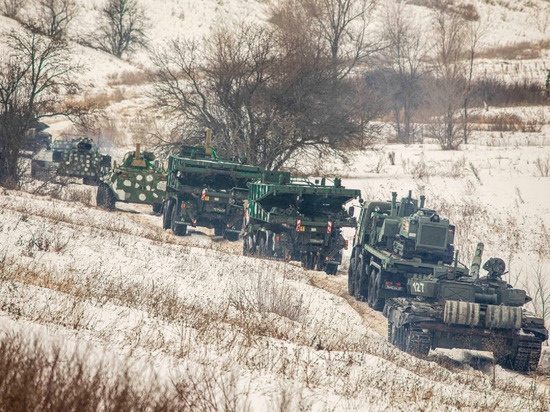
xmin=384 ymin=243 xmax=548 ymax=372
xmin=243 ymin=171 xmax=360 ymax=274
xmin=348 ymin=191 xmax=464 ymax=310
xmin=162 ymin=130 xmax=263 ymax=240
xmin=96 ymin=144 xmax=166 ymax=213
xmin=31 ymin=137 xmax=111 ymax=184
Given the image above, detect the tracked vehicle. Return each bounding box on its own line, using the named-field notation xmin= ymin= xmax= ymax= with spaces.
xmin=97 ymin=144 xmax=166 ymax=213
xmin=384 ymin=243 xmax=548 ymax=372
xmin=243 ymin=172 xmax=360 ymax=274
xmin=348 ymin=191 xmax=462 ymax=310
xmin=31 ymin=137 xmax=111 ymax=184
xmin=162 ymin=130 xmax=262 ymax=240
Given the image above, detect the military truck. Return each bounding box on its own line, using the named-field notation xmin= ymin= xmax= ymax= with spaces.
xmin=96 ymin=144 xmax=166 ymax=213
xmin=31 ymin=137 xmax=111 ymax=184
xmin=348 ymin=191 xmax=464 ymax=310
xmin=384 ymin=243 xmax=548 ymax=372
xmin=243 ymin=171 xmax=360 ymax=274
xmin=162 ymin=130 xmax=262 ymax=240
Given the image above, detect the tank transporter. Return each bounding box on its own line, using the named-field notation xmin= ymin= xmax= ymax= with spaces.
xmin=348 ymin=191 xmax=462 ymax=310
xmin=243 ymin=171 xmax=360 ymax=274
xmin=162 ymin=130 xmax=262 ymax=240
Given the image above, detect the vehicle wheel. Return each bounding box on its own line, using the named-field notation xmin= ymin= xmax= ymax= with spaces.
xmin=171 ymin=201 xmax=187 ymax=236
xmin=368 ymin=268 xmax=384 ymax=311
xmin=224 ymin=231 xmax=240 ymax=242
xmin=97 ymin=183 xmax=115 ymax=211
xmin=152 ymin=203 xmax=163 ymax=215
xmin=162 ymin=199 xmax=173 ymax=230
xmin=348 ymin=257 xmax=356 ymax=296
xmin=356 ymin=256 xmax=369 ymax=300
xmin=325 ymin=263 xmax=338 ymax=275
xmin=214 ymin=226 xmax=224 ymax=237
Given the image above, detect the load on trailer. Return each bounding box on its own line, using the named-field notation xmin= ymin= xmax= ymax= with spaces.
xmin=384 ymin=243 xmax=548 ymax=372
xmin=162 ymin=130 xmax=262 ymax=240
xmin=243 ymin=171 xmax=360 ymax=275
xmin=97 ymin=144 xmax=166 ymax=213
xmin=31 ymin=137 xmax=111 ymax=184
xmin=348 ymin=191 xmax=462 ymax=310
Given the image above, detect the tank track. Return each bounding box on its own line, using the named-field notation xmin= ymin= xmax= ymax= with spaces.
xmin=407 ymin=327 xmax=432 ymax=356
xmin=512 ymin=340 xmax=542 ymax=372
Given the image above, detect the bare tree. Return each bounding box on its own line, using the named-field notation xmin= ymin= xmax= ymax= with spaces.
xmin=150 ymin=21 xmax=375 ymax=169
xmin=271 ymin=0 xmax=379 ymax=77
xmin=0 ymin=0 xmax=28 ymax=19
xmin=0 ymin=29 xmax=79 ymax=187
xmin=93 ymin=0 xmax=148 ymax=58
xmin=24 ymin=0 xmax=78 ymax=38
xmin=379 ymin=2 xmax=428 ymax=144
xmin=426 ymin=10 xmax=467 ymax=150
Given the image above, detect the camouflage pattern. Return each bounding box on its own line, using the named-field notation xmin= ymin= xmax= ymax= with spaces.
xmin=243 ymin=171 xmax=360 ymax=274
xmin=31 ymin=137 xmax=110 ymax=184
xmin=383 ymin=243 xmax=548 ymax=372
xmin=97 ymin=145 xmax=166 ymax=212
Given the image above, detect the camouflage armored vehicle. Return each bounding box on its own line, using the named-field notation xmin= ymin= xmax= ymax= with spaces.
xmin=384 ymin=243 xmax=548 ymax=372
xmin=97 ymin=144 xmax=166 ymax=213
xmin=243 ymin=171 xmax=360 ymax=274
xmin=162 ymin=130 xmax=263 ymax=240
xmin=348 ymin=191 xmax=464 ymax=310
xmin=31 ymin=137 xmax=111 ymax=184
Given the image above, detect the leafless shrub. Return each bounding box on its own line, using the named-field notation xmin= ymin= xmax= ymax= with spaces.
xmin=477 ymin=41 xmax=550 ymax=60
xmin=402 ymin=155 xmax=432 ymax=180
xmin=17 ymin=225 xmax=72 ymax=256
xmin=522 ymin=263 xmax=550 ymax=328
xmin=409 ymin=0 xmax=479 ymax=21
xmin=535 ymin=155 xmax=550 ymax=177
xmin=372 ymin=154 xmax=386 ymax=174
xmin=23 ymin=0 xmax=78 ymax=38
xmin=468 ymin=113 xmax=525 ymax=132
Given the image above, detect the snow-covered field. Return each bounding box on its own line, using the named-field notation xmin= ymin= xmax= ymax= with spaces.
xmin=2 ymin=127 xmax=550 ymax=410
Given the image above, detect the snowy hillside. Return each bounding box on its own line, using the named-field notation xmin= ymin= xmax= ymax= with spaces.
xmin=2 ymin=0 xmax=550 ymax=410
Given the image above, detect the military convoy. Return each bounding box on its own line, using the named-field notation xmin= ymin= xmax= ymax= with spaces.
xmin=243 ymin=172 xmax=359 ymax=274
xmin=27 ymin=131 xmax=548 ymax=371
xmin=348 ymin=191 xmax=548 ymax=371
xmin=31 ymin=137 xmax=111 ymax=184
xmin=96 ymin=144 xmax=166 ymax=213
xmin=162 ymin=130 xmax=262 ymax=240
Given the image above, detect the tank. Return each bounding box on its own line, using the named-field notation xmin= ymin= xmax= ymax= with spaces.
xmin=348 ymin=191 xmax=464 ymax=310
xmin=162 ymin=129 xmax=263 ymax=240
xmin=31 ymin=137 xmax=111 ymax=184
xmin=384 ymin=243 xmax=548 ymax=372
xmin=96 ymin=144 xmax=166 ymax=213
xmin=243 ymin=171 xmax=360 ymax=274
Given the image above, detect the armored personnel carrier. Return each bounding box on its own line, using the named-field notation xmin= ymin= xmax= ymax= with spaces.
xmin=96 ymin=144 xmax=166 ymax=213
xmin=348 ymin=191 xmax=464 ymax=310
xmin=243 ymin=171 xmax=360 ymax=274
xmin=162 ymin=130 xmax=262 ymax=240
xmin=31 ymin=137 xmax=111 ymax=184
xmin=384 ymin=243 xmax=548 ymax=372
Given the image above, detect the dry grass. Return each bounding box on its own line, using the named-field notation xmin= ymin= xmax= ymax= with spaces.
xmin=106 ymin=70 xmax=152 ymax=87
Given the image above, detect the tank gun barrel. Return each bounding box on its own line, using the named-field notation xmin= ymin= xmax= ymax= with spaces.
xmin=470 ymin=242 xmax=484 ymax=279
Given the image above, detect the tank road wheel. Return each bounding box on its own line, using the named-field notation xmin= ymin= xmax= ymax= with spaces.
xmin=367 ymin=268 xmax=384 ymax=311
xmin=162 ymin=200 xmax=173 ymax=230
xmin=224 ymin=231 xmax=240 ymax=242
xmin=348 ymin=257 xmax=356 ymax=296
xmin=97 ymin=183 xmax=116 ymax=211
xmin=171 ymin=201 xmax=187 ymax=236
xmin=509 ymin=340 xmax=543 ymax=372
xmin=152 ymin=203 xmax=163 ymax=216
